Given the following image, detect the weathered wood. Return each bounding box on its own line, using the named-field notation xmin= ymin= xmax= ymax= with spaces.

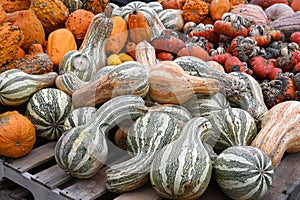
xmin=8 ymin=186 xmax=31 ymax=199
xmin=114 ymin=184 xmax=161 ymax=200
xmin=31 ymin=165 xmax=72 ymax=190
xmin=263 ymin=152 xmax=300 ymax=200
xmin=59 ymin=168 xmax=107 ymax=200
xmin=4 ymin=142 xmax=56 ymax=173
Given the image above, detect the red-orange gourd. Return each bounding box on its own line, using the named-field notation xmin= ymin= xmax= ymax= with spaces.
xmin=0 ymin=111 xmax=36 ymax=158
xmin=210 ymin=0 xmax=231 ymax=21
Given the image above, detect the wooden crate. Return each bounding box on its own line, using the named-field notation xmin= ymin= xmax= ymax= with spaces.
xmin=0 ymin=140 xmax=300 ymax=200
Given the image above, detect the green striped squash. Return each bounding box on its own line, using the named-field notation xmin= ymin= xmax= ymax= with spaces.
xmin=55 ymin=95 xmax=148 ymax=179
xmin=25 ymin=88 xmax=73 ymax=140
xmin=204 ymin=107 xmax=257 ymax=152
xmin=0 ymin=69 xmax=57 ymax=106
xmin=63 ymin=106 xmax=97 ymax=132
xmin=150 ymin=117 xmax=212 ymax=200
xmin=183 ymin=92 xmax=230 ymax=118
xmin=147 ymin=2 xmax=163 ymax=13
xmin=59 ymin=12 xmax=113 ymax=81
xmin=158 ymin=9 xmax=184 ymax=32
xmin=55 ymin=71 xmax=88 ymax=96
xmin=214 ymin=146 xmax=274 ymax=200
xmin=148 ymin=104 xmax=192 ymax=128
xmin=106 ymin=111 xmax=181 ymax=193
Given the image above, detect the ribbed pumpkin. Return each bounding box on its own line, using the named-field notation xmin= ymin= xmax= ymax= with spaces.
xmin=214 ymin=146 xmax=274 ymax=200
xmin=0 ymin=111 xmax=36 ymax=158
xmin=25 ymin=88 xmax=73 ymax=140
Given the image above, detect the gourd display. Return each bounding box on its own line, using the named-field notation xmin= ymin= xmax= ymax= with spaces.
xmin=25 ymin=88 xmax=73 ymax=140
xmin=0 ymin=69 xmax=58 ymax=106
xmin=251 ymin=101 xmax=300 ymax=167
xmin=150 ymin=117 xmax=212 ymax=199
xmin=72 ymin=61 xmax=149 ymax=108
xmin=106 ymin=111 xmax=181 ymax=193
xmin=59 ymin=11 xmax=113 ymax=81
xmin=214 ymin=146 xmax=274 ymax=200
xmin=0 ymin=111 xmax=36 ymax=158
xmin=63 ymin=107 xmax=97 ymax=131
xmin=55 ymin=95 xmax=148 ymax=179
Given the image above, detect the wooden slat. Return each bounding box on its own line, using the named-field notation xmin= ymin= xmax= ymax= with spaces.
xmin=31 ymin=165 xmax=72 ymax=190
xmin=4 ymin=142 xmax=56 ymax=173
xmin=114 ymin=184 xmax=161 ymax=200
xmin=8 ymin=186 xmax=31 ymax=199
xmin=59 ymin=168 xmax=107 ymax=200
xmin=263 ymin=152 xmax=300 ymax=200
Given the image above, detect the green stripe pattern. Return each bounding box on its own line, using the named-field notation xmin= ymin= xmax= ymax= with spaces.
xmin=0 ymin=69 xmax=57 ymax=106
xmin=204 ymin=107 xmax=257 ymax=151
xmin=106 ymin=111 xmax=181 ymax=193
xmin=214 ymin=146 xmax=274 ymax=200
xmin=25 ymin=88 xmax=73 ymax=140
xmin=150 ymin=117 xmax=212 ymax=199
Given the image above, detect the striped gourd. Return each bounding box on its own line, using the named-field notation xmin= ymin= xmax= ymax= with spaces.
xmin=59 ymin=12 xmax=113 ymax=81
xmin=158 ymin=9 xmax=184 ymax=32
xmin=150 ymin=117 xmax=212 ymax=200
xmin=63 ymin=107 xmax=97 ymax=132
xmin=120 ymin=1 xmax=165 ymax=38
xmin=229 ymin=72 xmax=269 ymax=125
xmin=25 ymin=88 xmax=73 ymax=140
xmin=0 ymin=69 xmax=57 ymax=106
xmin=214 ymin=146 xmax=274 ymax=200
xmin=106 ymin=111 xmax=181 ymax=193
xmin=148 ymin=104 xmax=192 ymax=128
xmin=135 ymin=40 xmax=157 ymax=72
xmin=147 ymin=2 xmax=163 ymax=13
xmin=174 ymin=56 xmax=268 ymax=124
xmin=251 ymin=101 xmax=300 ymax=167
xmin=204 ymin=108 xmax=257 ymax=152
xmin=72 ymin=61 xmax=149 ymax=108
xmin=55 ymin=71 xmax=88 ymax=96
xmin=55 ymin=95 xmax=148 ymax=179
xmin=183 ymin=92 xmax=230 ymax=118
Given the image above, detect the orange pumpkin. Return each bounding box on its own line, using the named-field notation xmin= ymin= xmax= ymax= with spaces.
xmin=105 ymin=16 xmax=128 ymax=54
xmin=47 ymin=28 xmax=77 ymax=66
xmin=210 ymin=0 xmax=231 ymax=21
xmin=182 ymin=0 xmax=209 ymax=24
xmin=0 ymin=111 xmax=36 ymax=158
xmin=128 ymin=11 xmax=152 ymax=43
xmin=290 ymin=0 xmax=300 ymax=12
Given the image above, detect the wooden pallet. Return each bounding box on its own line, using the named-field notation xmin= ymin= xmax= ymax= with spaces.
xmin=0 ymin=141 xmax=300 ymax=200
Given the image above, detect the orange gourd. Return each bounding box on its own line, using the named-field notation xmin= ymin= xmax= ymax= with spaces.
xmin=182 ymin=0 xmax=209 ymax=24
xmin=290 ymin=0 xmax=300 ymax=12
xmin=128 ymin=10 xmax=152 ymax=43
xmin=210 ymin=0 xmax=231 ymax=21
xmin=47 ymin=28 xmax=77 ymax=66
xmin=106 ymin=16 xmax=128 ymax=54
xmin=0 ymin=111 xmax=36 ymax=158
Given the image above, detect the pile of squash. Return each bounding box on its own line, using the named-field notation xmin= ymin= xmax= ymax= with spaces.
xmin=0 ymin=0 xmax=300 ymax=199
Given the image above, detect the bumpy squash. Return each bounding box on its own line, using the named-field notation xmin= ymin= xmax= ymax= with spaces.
xmin=6 ymin=9 xmax=45 ymax=50
xmin=30 ymin=0 xmax=69 ymax=33
xmin=47 ymin=28 xmax=77 ymax=66
xmin=150 ymin=117 xmax=212 ymax=199
xmin=251 ymin=101 xmax=300 ymax=168
xmin=214 ymin=146 xmax=274 ymax=200
xmin=0 ymin=111 xmax=36 ymax=158
xmin=25 ymin=88 xmax=73 ymax=140
xmin=0 ymin=69 xmax=57 ymax=106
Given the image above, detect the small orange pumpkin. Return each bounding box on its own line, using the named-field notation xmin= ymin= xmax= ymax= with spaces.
xmin=0 ymin=111 xmax=36 ymax=158
xmin=182 ymin=0 xmax=209 ymax=24
xmin=105 ymin=16 xmax=128 ymax=54
xmin=47 ymin=28 xmax=77 ymax=66
xmin=128 ymin=10 xmax=152 ymax=43
xmin=210 ymin=0 xmax=231 ymax=21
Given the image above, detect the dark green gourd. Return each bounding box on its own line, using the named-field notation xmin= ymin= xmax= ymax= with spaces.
xmin=150 ymin=117 xmax=213 ymax=200
xmin=106 ymin=111 xmax=181 ymax=193
xmin=55 ymin=95 xmax=148 ymax=179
